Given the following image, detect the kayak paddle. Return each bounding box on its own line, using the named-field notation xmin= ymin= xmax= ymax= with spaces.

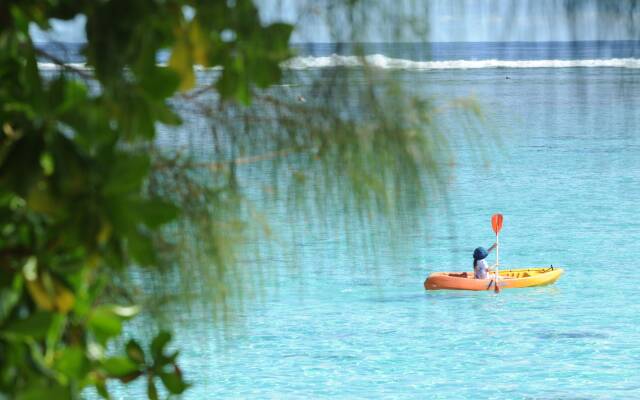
xmin=491 ymin=213 xmax=504 ymax=293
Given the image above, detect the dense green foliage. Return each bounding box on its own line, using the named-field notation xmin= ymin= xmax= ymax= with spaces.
xmin=0 ymin=1 xmax=292 ymax=398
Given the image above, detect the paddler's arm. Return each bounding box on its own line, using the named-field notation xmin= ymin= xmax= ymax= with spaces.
xmin=487 ymin=242 xmax=497 ymax=253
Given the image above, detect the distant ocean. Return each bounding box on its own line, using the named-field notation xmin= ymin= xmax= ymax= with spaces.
xmin=37 ymin=40 xmax=640 ymax=70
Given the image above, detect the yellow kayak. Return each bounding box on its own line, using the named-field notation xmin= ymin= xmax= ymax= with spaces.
xmin=424 ymin=267 xmax=564 ymax=291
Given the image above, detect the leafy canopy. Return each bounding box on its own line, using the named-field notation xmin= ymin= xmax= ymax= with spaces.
xmin=0 ymin=1 xmax=292 ymax=398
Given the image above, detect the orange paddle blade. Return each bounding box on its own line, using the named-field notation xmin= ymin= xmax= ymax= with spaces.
xmin=491 ymin=213 xmax=503 ymax=234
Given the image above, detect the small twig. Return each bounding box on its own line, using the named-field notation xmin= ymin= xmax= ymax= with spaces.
xmin=153 ymin=146 xmax=315 ymax=172
xmin=204 ymin=147 xmax=304 ymax=170
xmin=177 ymin=81 xmax=217 ymax=100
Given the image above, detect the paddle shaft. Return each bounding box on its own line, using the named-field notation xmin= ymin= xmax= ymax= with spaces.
xmin=496 ymin=234 xmax=499 ymax=268
xmin=495 ymin=232 xmax=500 ymax=292
xmin=491 ymin=213 xmax=503 ymax=293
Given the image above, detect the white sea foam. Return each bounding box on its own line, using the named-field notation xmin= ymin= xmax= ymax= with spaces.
xmin=38 ymin=62 xmax=225 ymax=72
xmin=38 ymin=55 xmax=640 ymax=71
xmin=37 ymin=62 xmax=223 ymax=71
xmin=283 ymin=54 xmax=640 ymax=70
xmin=38 ymin=62 xmax=89 ymax=70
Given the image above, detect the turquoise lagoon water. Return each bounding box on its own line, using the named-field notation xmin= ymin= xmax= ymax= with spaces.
xmin=32 ymin=41 xmax=640 ymax=399
xmin=156 ymin=66 xmax=640 ymax=400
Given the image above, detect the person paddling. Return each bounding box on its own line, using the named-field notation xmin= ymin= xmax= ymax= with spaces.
xmin=473 ymin=243 xmax=497 ymax=279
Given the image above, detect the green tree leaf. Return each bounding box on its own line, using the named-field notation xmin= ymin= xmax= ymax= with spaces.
xmin=102 ymin=356 xmax=140 ymax=378
xmin=127 ymin=229 xmax=157 ymax=266
xmin=88 ymin=306 xmax=123 ymax=344
xmin=134 ymin=199 xmax=180 ymax=229
xmin=15 ymin=384 xmax=69 ymax=400
xmin=2 ymin=312 xmax=53 ymax=340
xmin=147 ymin=377 xmax=159 ymax=400
xmin=126 ymin=339 xmax=145 ymax=364
xmin=95 ymin=381 xmax=109 ymax=399
xmin=160 ymin=370 xmax=189 ymax=394
xmin=102 ymin=154 xmax=151 ymax=196
xmin=39 ymin=152 xmax=54 ymax=176
xmin=150 ymin=331 xmax=172 ymax=360
xmin=0 ymin=274 xmax=23 ymax=324
xmin=168 ymin=37 xmax=195 ymax=92
xmin=140 ymin=67 xmax=181 ymax=99
xmin=53 ymin=346 xmax=88 ymax=380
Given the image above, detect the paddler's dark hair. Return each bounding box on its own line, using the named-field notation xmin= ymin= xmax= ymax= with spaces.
xmin=473 ymin=247 xmax=488 ymax=269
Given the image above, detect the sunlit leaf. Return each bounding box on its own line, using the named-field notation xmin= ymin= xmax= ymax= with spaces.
xmin=188 ymin=20 xmax=210 ymax=66
xmin=54 ymin=346 xmax=88 ymax=380
xmin=0 ymin=278 xmax=22 ymax=323
xmin=25 ymin=274 xmax=75 ymax=313
xmin=111 ymin=305 xmax=140 ymax=318
xmin=39 ymin=152 xmax=54 ymax=176
xmin=168 ymin=37 xmax=195 ymax=92
xmin=52 ymin=282 xmax=75 ymax=313
xmin=89 ymin=306 xmax=123 ymax=344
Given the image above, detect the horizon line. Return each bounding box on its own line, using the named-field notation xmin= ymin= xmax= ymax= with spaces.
xmin=34 ymin=39 xmax=640 ymax=45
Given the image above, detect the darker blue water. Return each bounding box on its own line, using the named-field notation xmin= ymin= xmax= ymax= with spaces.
xmin=295 ymin=40 xmax=640 ymax=60
xmin=36 ymin=40 xmax=640 ymax=63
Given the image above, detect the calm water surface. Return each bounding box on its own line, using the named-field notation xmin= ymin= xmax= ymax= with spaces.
xmin=76 ymin=56 xmax=639 ymax=400
xmin=150 ymin=66 xmax=640 ymax=400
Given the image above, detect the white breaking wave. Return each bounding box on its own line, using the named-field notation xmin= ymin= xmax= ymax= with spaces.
xmin=284 ymin=54 xmax=640 ymax=70
xmin=37 ymin=62 xmax=221 ymax=71
xmin=38 ymin=62 xmax=89 ymax=71
xmin=38 ymin=55 xmax=640 ymax=71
